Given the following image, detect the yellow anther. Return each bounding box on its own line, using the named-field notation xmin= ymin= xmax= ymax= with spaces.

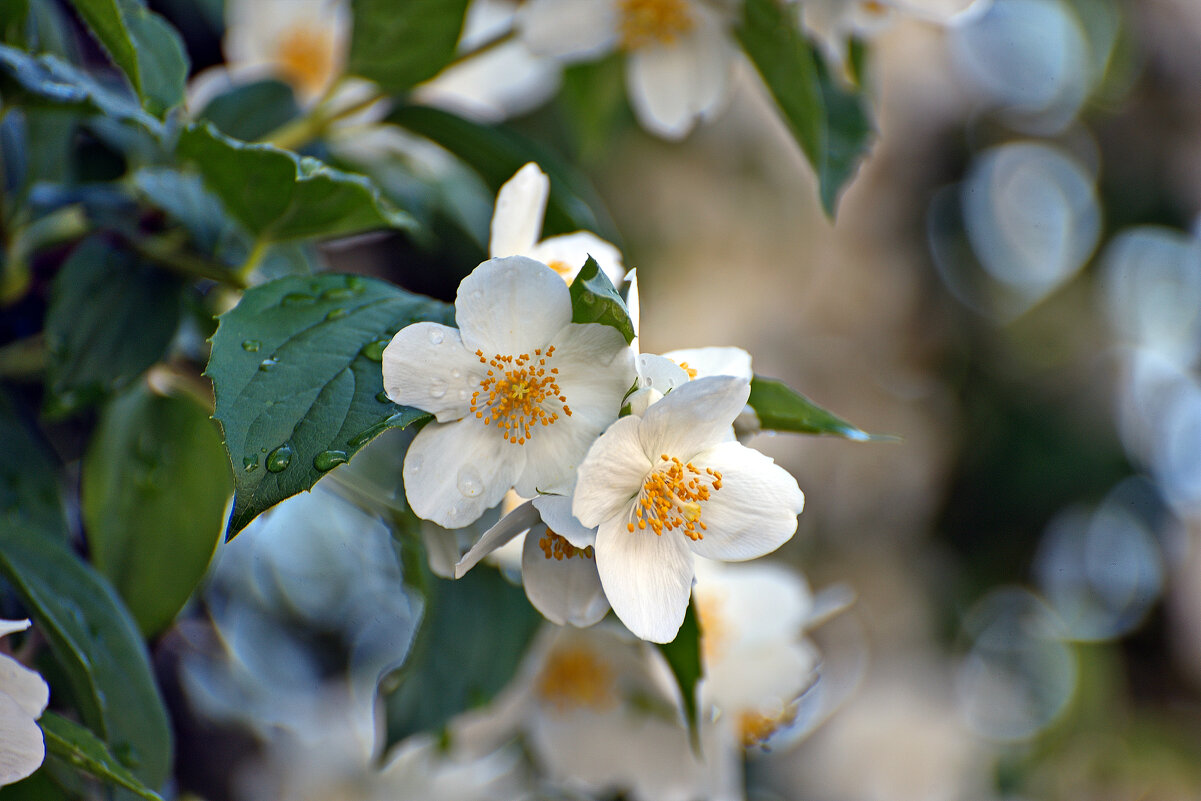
xmin=619 ymin=0 xmax=694 ymax=50
xmin=274 ymin=23 xmax=337 ymax=97
xmin=469 ymin=347 xmax=571 ymax=444
xmin=738 ymin=704 xmax=799 ymax=749
xmin=538 ymin=530 xmax=595 ymax=561
xmin=536 ymin=646 xmax=616 ymax=712
xmin=628 ymin=456 xmax=721 ymax=540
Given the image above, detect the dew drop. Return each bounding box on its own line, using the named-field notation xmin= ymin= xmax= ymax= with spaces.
xmin=321 ymin=287 xmax=354 ymax=302
xmin=266 ymin=444 xmax=293 ymax=472
xmin=282 ymin=292 xmax=315 ymax=306
xmin=325 ymin=307 xmax=347 ymax=321
xmin=471 ymin=290 xmax=483 ymax=302
xmin=428 ymin=328 xmax=445 ymax=345
xmin=243 ymin=455 xmax=259 ymax=472
xmin=375 ymin=391 xmax=392 ymax=403
xmin=456 ymin=466 xmax=483 ymax=498
xmin=450 ymin=368 xmax=462 ymax=379
xmin=313 ymin=450 xmax=348 ymax=472
xmin=430 ymin=378 xmax=448 ymax=399
xmin=458 ymin=389 xmax=468 ymax=401
xmin=346 ymin=276 xmax=365 ymax=291
xmin=241 ymin=339 xmax=261 ymax=352
xmin=407 ymin=455 xmax=423 ymax=474
xmin=362 ymin=339 xmax=388 ymax=361
xmin=259 ymin=357 xmax=279 ymax=372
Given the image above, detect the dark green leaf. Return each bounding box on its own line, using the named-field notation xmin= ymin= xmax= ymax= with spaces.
xmin=0 ymin=0 xmax=29 ymax=45
xmin=40 ymin=713 xmax=164 ymax=801
xmin=656 ymin=598 xmax=702 ymax=751
xmin=0 ymin=525 xmax=172 ymax=793
xmin=63 ymin=0 xmax=187 ymax=115
xmin=559 ymin=53 xmax=629 ymax=163
xmin=736 ymin=0 xmax=872 ymax=215
xmin=348 ymin=0 xmax=469 ymax=92
xmin=131 ymin=167 xmax=244 ymax=254
xmin=0 ymin=392 xmax=67 ymax=540
xmin=43 ymin=237 xmax=183 ymax=418
xmin=177 ymin=123 xmax=417 ymax=242
xmin=196 ymin=79 xmax=301 ymax=142
xmin=747 ymin=375 xmax=892 ymax=440
xmin=389 ymin=104 xmax=620 ymax=242
xmin=82 ymin=385 xmax=231 ymax=636
xmin=206 ymin=273 xmax=453 ymax=537
xmin=385 ymin=567 xmax=541 ymax=748
xmin=569 ymin=255 xmax=635 ymax=344
xmin=0 ymin=768 xmax=72 ymax=801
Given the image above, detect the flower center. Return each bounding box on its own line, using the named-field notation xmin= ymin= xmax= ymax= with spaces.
xmin=470 ymin=347 xmax=572 ymax=444
xmin=538 ymin=530 xmax=595 ymax=561
xmin=547 ymin=260 xmax=574 ymax=278
xmin=627 ymin=455 xmax=722 ymax=540
xmin=861 ymin=0 xmax=890 ymax=16
xmin=619 ymin=0 xmax=695 ymax=50
xmin=675 ymin=360 xmax=698 ymax=379
xmin=536 ymin=645 xmax=616 ymax=712
xmin=738 ymin=703 xmax=799 ymax=749
xmin=274 ymin=23 xmax=338 ymax=98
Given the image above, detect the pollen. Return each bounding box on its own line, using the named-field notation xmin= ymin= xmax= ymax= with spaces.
xmin=676 ymin=360 xmax=698 ymax=379
xmin=536 ymin=645 xmax=616 ymax=712
xmin=538 ymin=530 xmax=595 ymax=561
xmin=625 ymin=456 xmax=722 ymax=540
xmin=738 ymin=703 xmax=800 ymax=750
xmin=619 ymin=0 xmax=694 ymax=50
xmin=274 ymin=23 xmax=338 ymax=98
xmin=547 ymin=260 xmax=574 ymax=277
xmin=470 ymin=346 xmax=571 ymax=444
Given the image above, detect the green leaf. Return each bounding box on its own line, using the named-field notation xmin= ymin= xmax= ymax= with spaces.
xmin=385 ymin=566 xmax=541 ymax=748
xmin=0 ymin=0 xmax=29 ymax=45
xmin=0 ymin=515 xmax=172 ymax=793
xmin=43 ymin=237 xmax=183 ymax=418
xmin=82 ymin=385 xmax=231 ymax=636
xmin=569 ymin=255 xmax=635 ymax=344
xmin=176 ymin=123 xmax=417 ymax=242
xmin=747 ymin=375 xmax=892 ymax=441
xmin=196 ymin=79 xmax=301 ymax=142
xmin=63 ymin=0 xmax=187 ymax=115
xmin=736 ymin=0 xmax=872 ymax=215
xmin=206 ymin=273 xmax=453 ymax=537
xmin=559 ymin=53 xmax=629 ymax=163
xmin=0 ymin=44 xmax=162 ymax=134
xmin=40 ymin=713 xmax=164 ymax=801
xmin=656 ymin=598 xmax=702 ymax=751
xmin=0 ymin=393 xmax=67 ymax=540
xmin=348 ymin=0 xmax=470 ymax=92
xmin=389 ymin=104 xmax=620 ymax=242
xmin=131 ymin=167 xmax=245 ymax=254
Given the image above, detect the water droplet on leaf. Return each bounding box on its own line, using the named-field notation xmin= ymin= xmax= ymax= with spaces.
xmin=282 ymin=292 xmax=315 ymax=306
xmin=242 ymin=340 xmax=261 ymax=352
xmin=314 ymin=450 xmax=348 ymax=471
xmin=325 ymin=308 xmax=347 ymax=321
xmin=243 ymin=455 xmax=259 ymax=471
xmin=362 ymin=339 xmax=388 ymax=361
xmin=266 ymin=444 xmax=293 ymax=472
xmin=375 ymin=391 xmax=392 ymax=403
xmin=321 ymin=287 xmax=354 ymax=301
xmin=259 ymin=358 xmax=279 ymax=372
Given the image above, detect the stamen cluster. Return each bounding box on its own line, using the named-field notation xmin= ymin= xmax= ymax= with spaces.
xmin=738 ymin=704 xmax=799 ymax=749
xmin=626 ymin=455 xmax=722 ymax=540
xmin=470 ymin=346 xmax=572 ymax=444
xmin=536 ymin=646 xmax=616 ymax=712
xmin=619 ymin=0 xmax=695 ymax=50
xmin=538 ymin=531 xmax=595 ymax=561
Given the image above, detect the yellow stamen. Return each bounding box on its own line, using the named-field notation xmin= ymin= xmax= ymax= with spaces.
xmin=274 ymin=23 xmax=338 ymax=98
xmin=676 ymin=360 xmax=698 ymax=379
xmin=536 ymin=645 xmax=616 ymax=712
xmin=538 ymin=530 xmax=595 ymax=561
xmin=547 ymin=260 xmax=575 ymax=277
xmin=739 ymin=703 xmax=800 ymax=749
xmin=619 ymin=0 xmax=694 ymax=50
xmin=625 ymin=455 xmax=721 ymax=540
xmin=470 ymin=346 xmax=571 ymax=445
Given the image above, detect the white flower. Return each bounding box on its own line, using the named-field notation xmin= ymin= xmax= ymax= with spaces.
xmin=382 ymin=256 xmax=637 ymax=528
xmin=516 ymin=0 xmax=739 ymax=139
xmin=490 ymin=163 xmax=626 ymax=286
xmin=222 ymin=0 xmax=349 ymax=103
xmin=573 ymin=376 xmax=805 ymax=642
xmin=0 ymin=619 xmax=48 ymax=788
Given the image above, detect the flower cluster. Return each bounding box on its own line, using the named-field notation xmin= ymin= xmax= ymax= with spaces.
xmin=383 ymin=163 xmax=805 ymax=643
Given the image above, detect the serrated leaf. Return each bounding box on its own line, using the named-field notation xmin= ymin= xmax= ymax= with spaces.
xmin=747 ymin=375 xmax=892 ymax=441
xmin=657 ymin=598 xmax=702 ymax=752
xmin=206 ymin=273 xmax=453 ymax=537
xmin=569 ymin=255 xmax=635 ymax=344
xmin=196 ymin=78 xmax=301 ymax=142
xmin=177 ymin=123 xmax=417 ymax=242
xmin=385 ymin=566 xmax=541 ymax=749
xmin=348 ymin=0 xmax=469 ymax=92
xmin=737 ymin=0 xmax=872 ymax=215
xmin=82 ymin=384 xmax=231 ymax=636
xmin=63 ymin=0 xmax=187 ymax=115
xmin=44 ymin=237 xmax=183 ymax=419
xmin=0 ymin=44 xmax=162 ymax=134
xmin=388 ymin=104 xmax=619 ymax=242
xmin=40 ymin=713 xmax=164 ymax=801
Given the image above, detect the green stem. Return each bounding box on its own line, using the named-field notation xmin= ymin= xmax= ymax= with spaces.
xmin=262 ymin=86 xmax=390 ymax=151
xmin=133 ymin=233 xmax=248 ymax=290
xmin=236 ymin=236 xmax=268 ymax=283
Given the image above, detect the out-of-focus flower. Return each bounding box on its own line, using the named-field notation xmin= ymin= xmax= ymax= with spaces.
xmin=490 ymin=163 xmax=626 ymax=285
xmin=383 ymin=256 xmax=636 ymax=528
xmin=0 ymin=619 xmax=48 ymax=788
xmin=573 ymin=376 xmax=805 ymax=642
xmin=516 ymin=0 xmax=740 ymax=139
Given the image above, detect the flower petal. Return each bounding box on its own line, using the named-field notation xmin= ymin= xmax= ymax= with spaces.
xmin=686 ymin=442 xmax=803 ymax=561
xmin=530 ymin=232 xmax=626 ymax=286
xmin=0 ymin=620 xmax=28 ymax=639
xmin=522 ymin=523 xmax=610 ymax=626
xmin=490 ymin=163 xmax=549 ymax=258
xmin=693 ymin=559 xmax=813 ymax=647
xmin=595 ymin=518 xmax=694 ymax=642
xmin=403 ymin=419 xmax=523 ymax=528
xmin=455 ymin=499 xmax=542 ymax=578
xmin=456 ymin=256 xmax=573 ymax=356
xmin=573 ymin=416 xmax=652 ymax=529
xmin=382 ymin=323 xmax=480 ymax=421
xmin=661 ymin=346 xmax=752 ymax=381
xmin=532 ymin=494 xmax=595 ymax=549
xmin=636 ymin=353 xmax=691 ymax=393
xmin=638 ymin=375 xmax=749 ymax=460
xmin=0 ymin=655 xmax=47 ymax=721
xmin=0 ymin=690 xmax=44 ymax=787
xmin=518 ymin=0 xmax=620 ymax=61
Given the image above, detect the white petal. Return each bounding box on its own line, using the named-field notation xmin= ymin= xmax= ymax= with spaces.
xmin=573 ymin=416 xmax=652 ymax=528
xmin=490 ymin=163 xmax=549 ymax=258
xmin=456 ymin=256 xmax=573 ymax=356
xmin=532 ymin=494 xmax=595 ymax=549
xmin=638 ymin=376 xmax=749 ymax=460
xmin=624 ymin=8 xmax=735 ymax=139
xmin=636 ymin=353 xmax=690 ymax=393
xmin=704 ymin=640 xmax=818 ymax=718
xmin=0 ymin=621 xmax=29 ymax=640
xmin=382 ymin=323 xmax=480 ymax=422
xmin=529 ymin=232 xmax=626 ymax=286
xmin=0 ymin=691 xmax=43 ymax=787
xmin=661 ymin=346 xmax=753 ymax=381
xmin=693 ymin=559 xmax=813 ymax=647
xmin=455 ymin=500 xmax=542 ymax=577
xmin=625 ymin=268 xmax=641 ymax=343
xmin=522 ymin=523 xmax=610 ymax=626
xmin=518 ymin=0 xmax=620 ymax=61
xmin=403 ymin=420 xmax=523 ymax=528
xmin=595 ymin=518 xmax=694 ymax=642
xmin=0 ymin=656 xmax=47 ymax=721
xmin=686 ymin=442 xmax=803 ymax=561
